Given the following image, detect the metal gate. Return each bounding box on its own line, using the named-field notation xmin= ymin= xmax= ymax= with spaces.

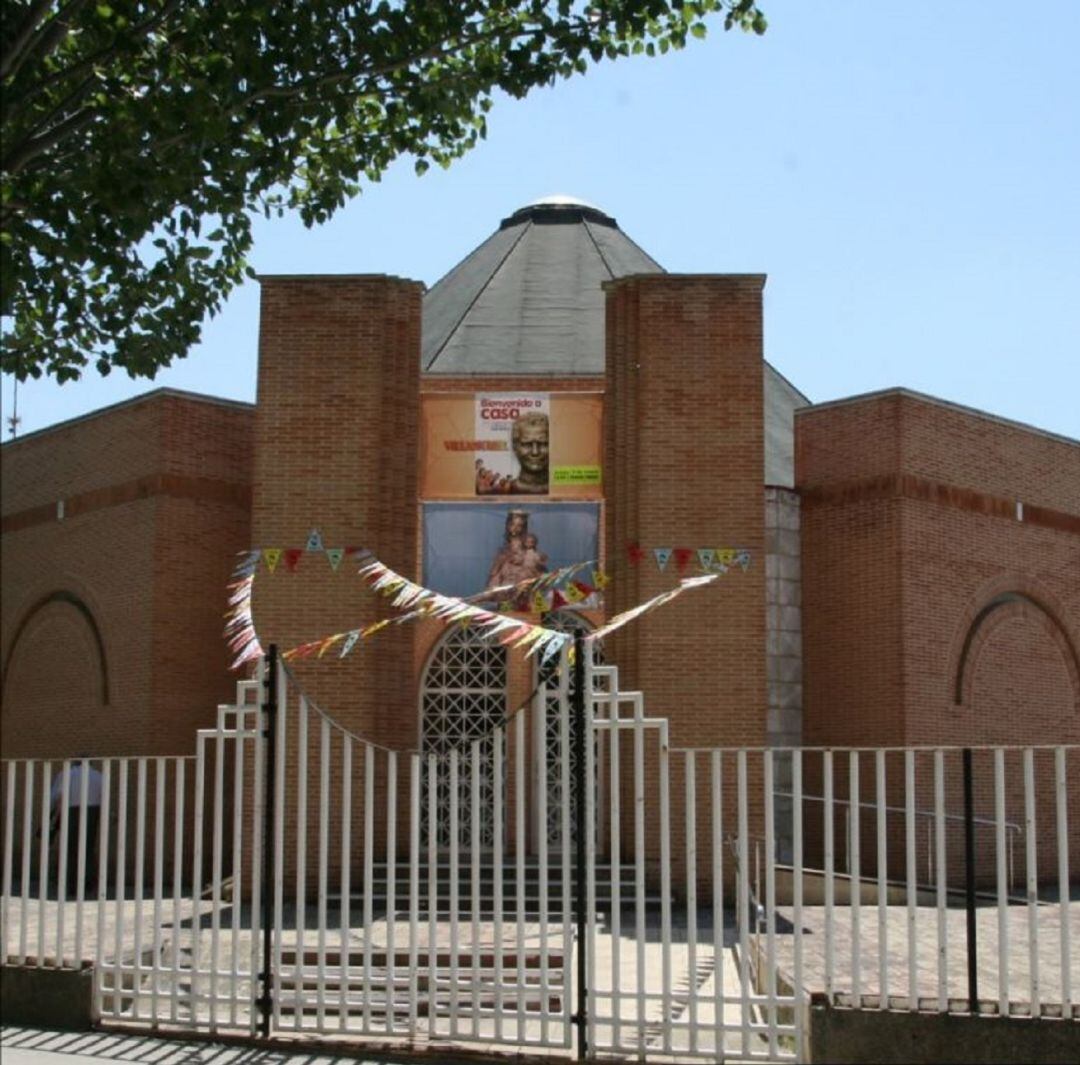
xmin=86 ymin=644 xmax=797 ymax=1058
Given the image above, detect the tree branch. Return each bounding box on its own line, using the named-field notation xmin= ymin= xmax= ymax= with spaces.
xmin=153 ymin=13 xmax=566 ymax=156
xmin=3 ymin=70 xmax=96 ymax=165
xmin=2 ymin=0 xmax=93 ymax=85
xmin=0 ymin=0 xmax=55 ymax=80
xmin=2 ymin=103 xmax=98 ymax=174
xmin=8 ymin=0 xmax=184 ymax=115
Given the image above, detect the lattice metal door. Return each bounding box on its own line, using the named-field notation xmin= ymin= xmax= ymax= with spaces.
xmin=420 ymin=626 xmax=507 ymax=848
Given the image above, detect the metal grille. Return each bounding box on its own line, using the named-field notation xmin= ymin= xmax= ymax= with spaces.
xmin=420 ymin=626 xmax=507 ymax=849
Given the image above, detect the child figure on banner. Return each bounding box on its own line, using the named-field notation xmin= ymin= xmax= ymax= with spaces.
xmin=486 ymin=512 xmax=549 ymax=608
xmin=521 ymin=533 xmax=548 ymax=579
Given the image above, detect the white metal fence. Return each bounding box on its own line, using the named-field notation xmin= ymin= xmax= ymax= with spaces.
xmin=1 ymin=651 xmax=1077 ymax=1062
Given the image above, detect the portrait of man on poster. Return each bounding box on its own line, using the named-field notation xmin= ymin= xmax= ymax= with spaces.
xmin=475 ymin=411 xmax=550 ymax=495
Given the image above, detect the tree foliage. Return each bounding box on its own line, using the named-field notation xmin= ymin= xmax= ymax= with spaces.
xmin=1 ymin=0 xmax=766 ymax=382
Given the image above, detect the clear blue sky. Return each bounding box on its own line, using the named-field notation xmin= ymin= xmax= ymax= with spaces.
xmin=4 ymin=0 xmax=1078 ymax=440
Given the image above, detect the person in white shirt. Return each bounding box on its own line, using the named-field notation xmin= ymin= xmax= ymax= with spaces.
xmin=49 ymin=757 xmax=103 ymax=893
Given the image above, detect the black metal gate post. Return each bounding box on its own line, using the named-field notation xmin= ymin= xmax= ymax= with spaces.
xmin=572 ymin=631 xmax=588 ymax=1060
xmin=258 ymin=644 xmax=278 ymax=1038
xmin=962 ymin=746 xmax=979 ymax=1013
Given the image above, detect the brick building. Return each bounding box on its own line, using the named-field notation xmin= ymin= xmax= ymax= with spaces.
xmin=2 ymin=197 xmax=1077 ymax=873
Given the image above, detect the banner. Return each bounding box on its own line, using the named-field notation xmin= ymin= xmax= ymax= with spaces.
xmin=423 ymin=502 xmax=600 ymax=601
xmin=420 ymin=392 xmax=602 ymax=500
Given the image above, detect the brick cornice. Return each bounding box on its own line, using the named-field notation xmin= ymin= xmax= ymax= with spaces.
xmin=2 ymin=473 xmax=252 ymax=534
xmin=800 ymin=472 xmax=1080 ymax=535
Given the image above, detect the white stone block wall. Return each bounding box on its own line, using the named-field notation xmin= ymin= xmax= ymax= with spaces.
xmin=765 ymin=485 xmax=802 ymax=861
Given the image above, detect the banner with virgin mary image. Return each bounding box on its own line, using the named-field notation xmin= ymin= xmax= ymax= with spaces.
xmin=422 ymin=502 xmax=601 ymax=601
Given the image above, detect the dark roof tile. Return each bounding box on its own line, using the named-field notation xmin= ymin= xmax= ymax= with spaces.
xmin=422 ymin=198 xmax=662 ymax=375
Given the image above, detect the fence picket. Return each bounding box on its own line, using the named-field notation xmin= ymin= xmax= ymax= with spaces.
xmin=2 ymin=764 xmax=15 ymax=965
xmin=317 ymin=719 xmax=330 ymax=1031
xmin=995 ymin=749 xmax=1009 ymax=1016
xmin=363 ymin=743 xmax=375 ymax=1033
xmin=385 ymin=750 xmax=397 ymax=1036
xmin=339 ymin=735 xmax=352 ymax=1032
xmin=152 ymin=758 xmax=165 ymax=1023
xmin=19 ymin=761 xmax=33 ymax=964
xmin=172 ymin=760 xmax=185 ymax=1025
xmin=95 ymin=762 xmax=111 ymax=1019
xmin=56 ymin=761 xmax=69 ymax=966
xmin=710 ymin=750 xmax=723 ymax=1060
xmin=492 ymin=727 xmax=504 ymax=1042
xmin=1024 ymin=749 xmax=1039 ymax=1015
xmin=1056 ymin=748 xmax=1072 ymax=1018
xmin=685 ymin=751 xmax=698 ymax=1056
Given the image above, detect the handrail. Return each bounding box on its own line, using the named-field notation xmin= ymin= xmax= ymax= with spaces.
xmin=772 ymin=791 xmax=1021 ymax=890
xmin=773 ymin=790 xmax=1023 ymax=835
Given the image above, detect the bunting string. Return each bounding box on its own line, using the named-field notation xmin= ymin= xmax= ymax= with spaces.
xmin=628 ymin=541 xmax=752 ymax=573
xmin=223 ymin=549 xmax=609 ymax=670
xmin=224 ymin=531 xmax=735 ymax=670
xmin=589 ymin=574 xmax=719 ymax=642
xmin=223 ymin=550 xmax=263 ymax=667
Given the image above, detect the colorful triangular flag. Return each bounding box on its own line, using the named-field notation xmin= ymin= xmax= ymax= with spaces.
xmin=550 ymin=589 xmax=567 ymax=609
xmin=533 ymin=591 xmax=549 ymax=614
xmin=697 ymin=548 xmax=715 ymax=572
xmin=540 ymin=633 xmax=565 ymax=666
xmin=263 ymin=548 xmax=282 ymax=573
xmin=340 ymin=631 xmax=361 ymax=658
xmin=654 ymin=547 xmax=672 ymax=572
xmin=235 ymin=549 xmax=261 ymax=575
xmin=326 ymin=547 xmax=344 ymax=571
xmin=283 ymin=547 xmax=303 ymax=572
xmin=627 ymin=542 xmax=646 ymax=565
xmin=674 ymin=547 xmax=694 ymax=573
xmin=564 ymin=582 xmax=585 ymax=603
xmin=592 ymin=570 xmax=610 ymax=589
xmin=306 ymin=528 xmax=324 ymax=552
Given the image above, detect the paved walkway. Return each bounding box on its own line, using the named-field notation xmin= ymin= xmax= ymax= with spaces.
xmin=767 ymin=899 xmax=1080 ymax=1016
xmin=23 ymin=895 xmax=1075 ymax=1054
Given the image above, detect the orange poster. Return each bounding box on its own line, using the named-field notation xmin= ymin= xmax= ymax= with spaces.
xmin=421 ymin=392 xmax=603 ymax=500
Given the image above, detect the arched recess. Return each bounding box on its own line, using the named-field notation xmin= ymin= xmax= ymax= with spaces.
xmin=952 ymin=591 xmax=1080 ymax=708
xmin=419 ymin=625 xmax=508 ymax=849
xmin=2 ymin=590 xmax=110 ymax=705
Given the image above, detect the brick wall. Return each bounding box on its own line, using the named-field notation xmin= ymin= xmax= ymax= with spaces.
xmin=250 ymin=275 xmax=423 ymax=754
xmin=797 ymin=390 xmax=1080 ymax=880
xmin=604 ymin=274 xmax=767 ymax=749
xmin=604 ymin=275 xmax=768 ymax=879
xmin=1 ymin=392 xmax=253 ymax=758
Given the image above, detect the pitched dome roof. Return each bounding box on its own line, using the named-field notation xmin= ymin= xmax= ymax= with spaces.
xmin=422 ymin=197 xmax=662 ymax=375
